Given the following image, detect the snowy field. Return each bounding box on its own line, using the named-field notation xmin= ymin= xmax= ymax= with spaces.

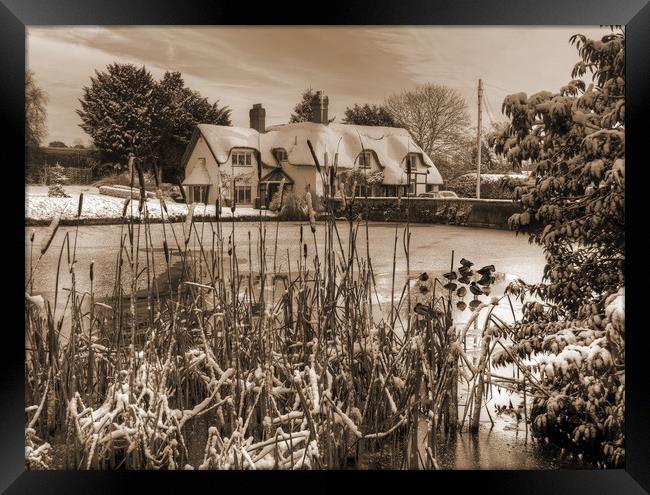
xmin=25 ymin=185 xmax=273 ymax=223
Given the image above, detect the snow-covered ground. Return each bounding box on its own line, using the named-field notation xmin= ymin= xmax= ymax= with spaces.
xmin=25 ymin=185 xmax=274 ymax=223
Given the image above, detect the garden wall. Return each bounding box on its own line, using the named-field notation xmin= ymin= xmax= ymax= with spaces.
xmin=332 ymin=197 xmax=522 ymax=230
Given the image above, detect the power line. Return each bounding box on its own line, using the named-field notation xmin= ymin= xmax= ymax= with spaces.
xmin=482 ymin=86 xmax=507 ymax=127
xmin=482 ymin=93 xmax=495 ymax=127
xmin=484 ymin=93 xmax=499 ymax=128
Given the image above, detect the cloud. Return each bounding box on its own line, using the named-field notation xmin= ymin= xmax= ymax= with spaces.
xmin=28 ymin=26 xmax=610 ymax=145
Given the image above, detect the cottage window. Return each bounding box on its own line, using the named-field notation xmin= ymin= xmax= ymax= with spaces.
xmin=232 ymin=150 xmax=253 ymax=166
xmin=406 ymin=153 xmax=419 ymax=172
xmin=355 ymin=184 xmax=370 ymax=197
xmin=234 ymin=185 xmax=252 ymax=204
xmin=407 ymin=180 xmax=416 ymax=195
xmin=358 ymin=151 xmax=372 ymax=169
xmin=191 ymin=185 xmax=209 ymax=204
xmin=274 ymin=148 xmax=288 ymax=162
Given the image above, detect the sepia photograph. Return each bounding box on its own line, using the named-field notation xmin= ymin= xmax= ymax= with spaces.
xmin=23 ymin=24 xmax=625 ymax=471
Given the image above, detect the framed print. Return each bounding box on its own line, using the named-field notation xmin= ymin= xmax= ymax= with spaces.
xmin=2 ymin=0 xmax=648 ymax=492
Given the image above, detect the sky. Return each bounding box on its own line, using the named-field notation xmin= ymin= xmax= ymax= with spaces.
xmin=27 ymin=26 xmax=609 ymax=146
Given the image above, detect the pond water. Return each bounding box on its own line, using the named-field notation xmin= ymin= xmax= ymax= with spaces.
xmin=26 ymin=220 xmax=544 ymax=311
xmin=25 ymin=220 xmax=583 ymax=469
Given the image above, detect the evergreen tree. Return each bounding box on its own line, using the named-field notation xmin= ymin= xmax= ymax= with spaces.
xmin=77 ymin=63 xmax=158 ymax=168
xmin=289 ymin=88 xmax=334 ymax=123
xmin=47 ymin=164 xmax=70 ymax=198
xmin=77 ymin=64 xmax=231 ymax=179
xmin=342 ymin=103 xmax=397 ymax=127
xmin=152 ymin=71 xmax=231 ymax=181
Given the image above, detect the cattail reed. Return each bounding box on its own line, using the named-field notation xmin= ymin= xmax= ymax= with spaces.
xmin=152 ymin=161 xmax=161 ymax=188
xmin=307 ymin=140 xmax=322 ymax=175
xmin=40 ymin=214 xmax=60 ymax=256
xmin=122 ymin=198 xmax=131 ymax=218
xmin=77 ymin=193 xmax=84 ymax=218
xmin=305 ymin=191 xmax=316 ymax=234
xmin=277 ymin=179 xmax=286 ymax=212
xmin=177 ymin=178 xmax=187 ymax=203
xmin=231 ymin=179 xmax=236 ymax=214
xmin=185 ymin=203 xmax=195 ymax=245
xmin=89 ymin=260 xmax=94 ymax=283
xmin=156 ymin=185 xmax=168 ymax=213
xmin=163 ymin=240 xmax=170 ymax=264
xmin=133 ymin=157 xmax=146 ymax=208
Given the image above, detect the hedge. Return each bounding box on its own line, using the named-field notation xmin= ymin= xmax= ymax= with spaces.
xmin=446 ymin=174 xmax=528 ymax=199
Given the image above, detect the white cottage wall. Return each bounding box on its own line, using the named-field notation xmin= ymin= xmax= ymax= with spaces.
xmin=184 ymin=135 xmax=220 ymax=204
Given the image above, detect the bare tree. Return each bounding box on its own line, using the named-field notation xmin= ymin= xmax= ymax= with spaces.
xmin=26 ymin=70 xmax=48 ymax=149
xmin=385 ymin=83 xmax=469 ymax=158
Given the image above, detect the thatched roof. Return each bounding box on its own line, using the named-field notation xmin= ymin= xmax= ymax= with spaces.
xmin=184 ymin=122 xmax=443 ymax=186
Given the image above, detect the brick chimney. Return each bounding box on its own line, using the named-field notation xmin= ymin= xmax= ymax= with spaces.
xmin=310 ymin=91 xmax=329 ymax=124
xmin=249 ymin=103 xmax=266 ymax=132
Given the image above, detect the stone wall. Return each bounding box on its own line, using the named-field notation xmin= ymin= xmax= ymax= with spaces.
xmin=331 ymin=197 xmax=522 ymax=230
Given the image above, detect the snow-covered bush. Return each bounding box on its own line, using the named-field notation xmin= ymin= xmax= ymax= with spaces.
xmin=493 ymin=289 xmax=624 ymax=467
xmin=47 ymin=165 xmax=70 ymax=198
xmin=269 ymin=189 xmax=308 ymax=219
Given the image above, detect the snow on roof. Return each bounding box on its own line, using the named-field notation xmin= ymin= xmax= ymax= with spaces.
xmin=182 ymin=160 xmax=212 ymax=185
xmin=195 ymin=122 xmax=443 ymax=185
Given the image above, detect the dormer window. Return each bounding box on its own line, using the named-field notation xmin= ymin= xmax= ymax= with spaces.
xmin=358 ymin=151 xmax=372 ymax=169
xmin=274 ymin=148 xmax=288 ymax=162
xmin=232 ymin=150 xmax=253 ymax=167
xmin=406 ymin=153 xmax=419 ymax=171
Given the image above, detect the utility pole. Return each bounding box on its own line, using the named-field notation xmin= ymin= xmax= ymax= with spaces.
xmin=476 ymin=78 xmax=483 ymax=199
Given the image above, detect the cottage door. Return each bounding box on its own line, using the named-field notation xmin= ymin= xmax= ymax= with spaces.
xmin=192 ymin=186 xmax=201 ymax=203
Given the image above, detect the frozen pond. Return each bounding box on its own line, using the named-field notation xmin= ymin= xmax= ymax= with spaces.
xmin=26 ymin=220 xmax=545 ymax=309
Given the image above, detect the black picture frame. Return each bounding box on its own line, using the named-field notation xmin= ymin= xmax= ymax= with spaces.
xmin=3 ymin=0 xmax=648 ymax=493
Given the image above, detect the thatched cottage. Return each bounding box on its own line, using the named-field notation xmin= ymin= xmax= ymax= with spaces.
xmin=181 ymin=92 xmax=443 ymax=207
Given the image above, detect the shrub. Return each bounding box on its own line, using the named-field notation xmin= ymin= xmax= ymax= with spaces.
xmin=47 ymin=165 xmax=70 ymax=198
xmin=269 ymin=189 xmax=307 ymax=219
xmin=338 ymin=169 xmax=384 ymax=196
xmin=446 ymin=174 xmax=527 ymax=199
